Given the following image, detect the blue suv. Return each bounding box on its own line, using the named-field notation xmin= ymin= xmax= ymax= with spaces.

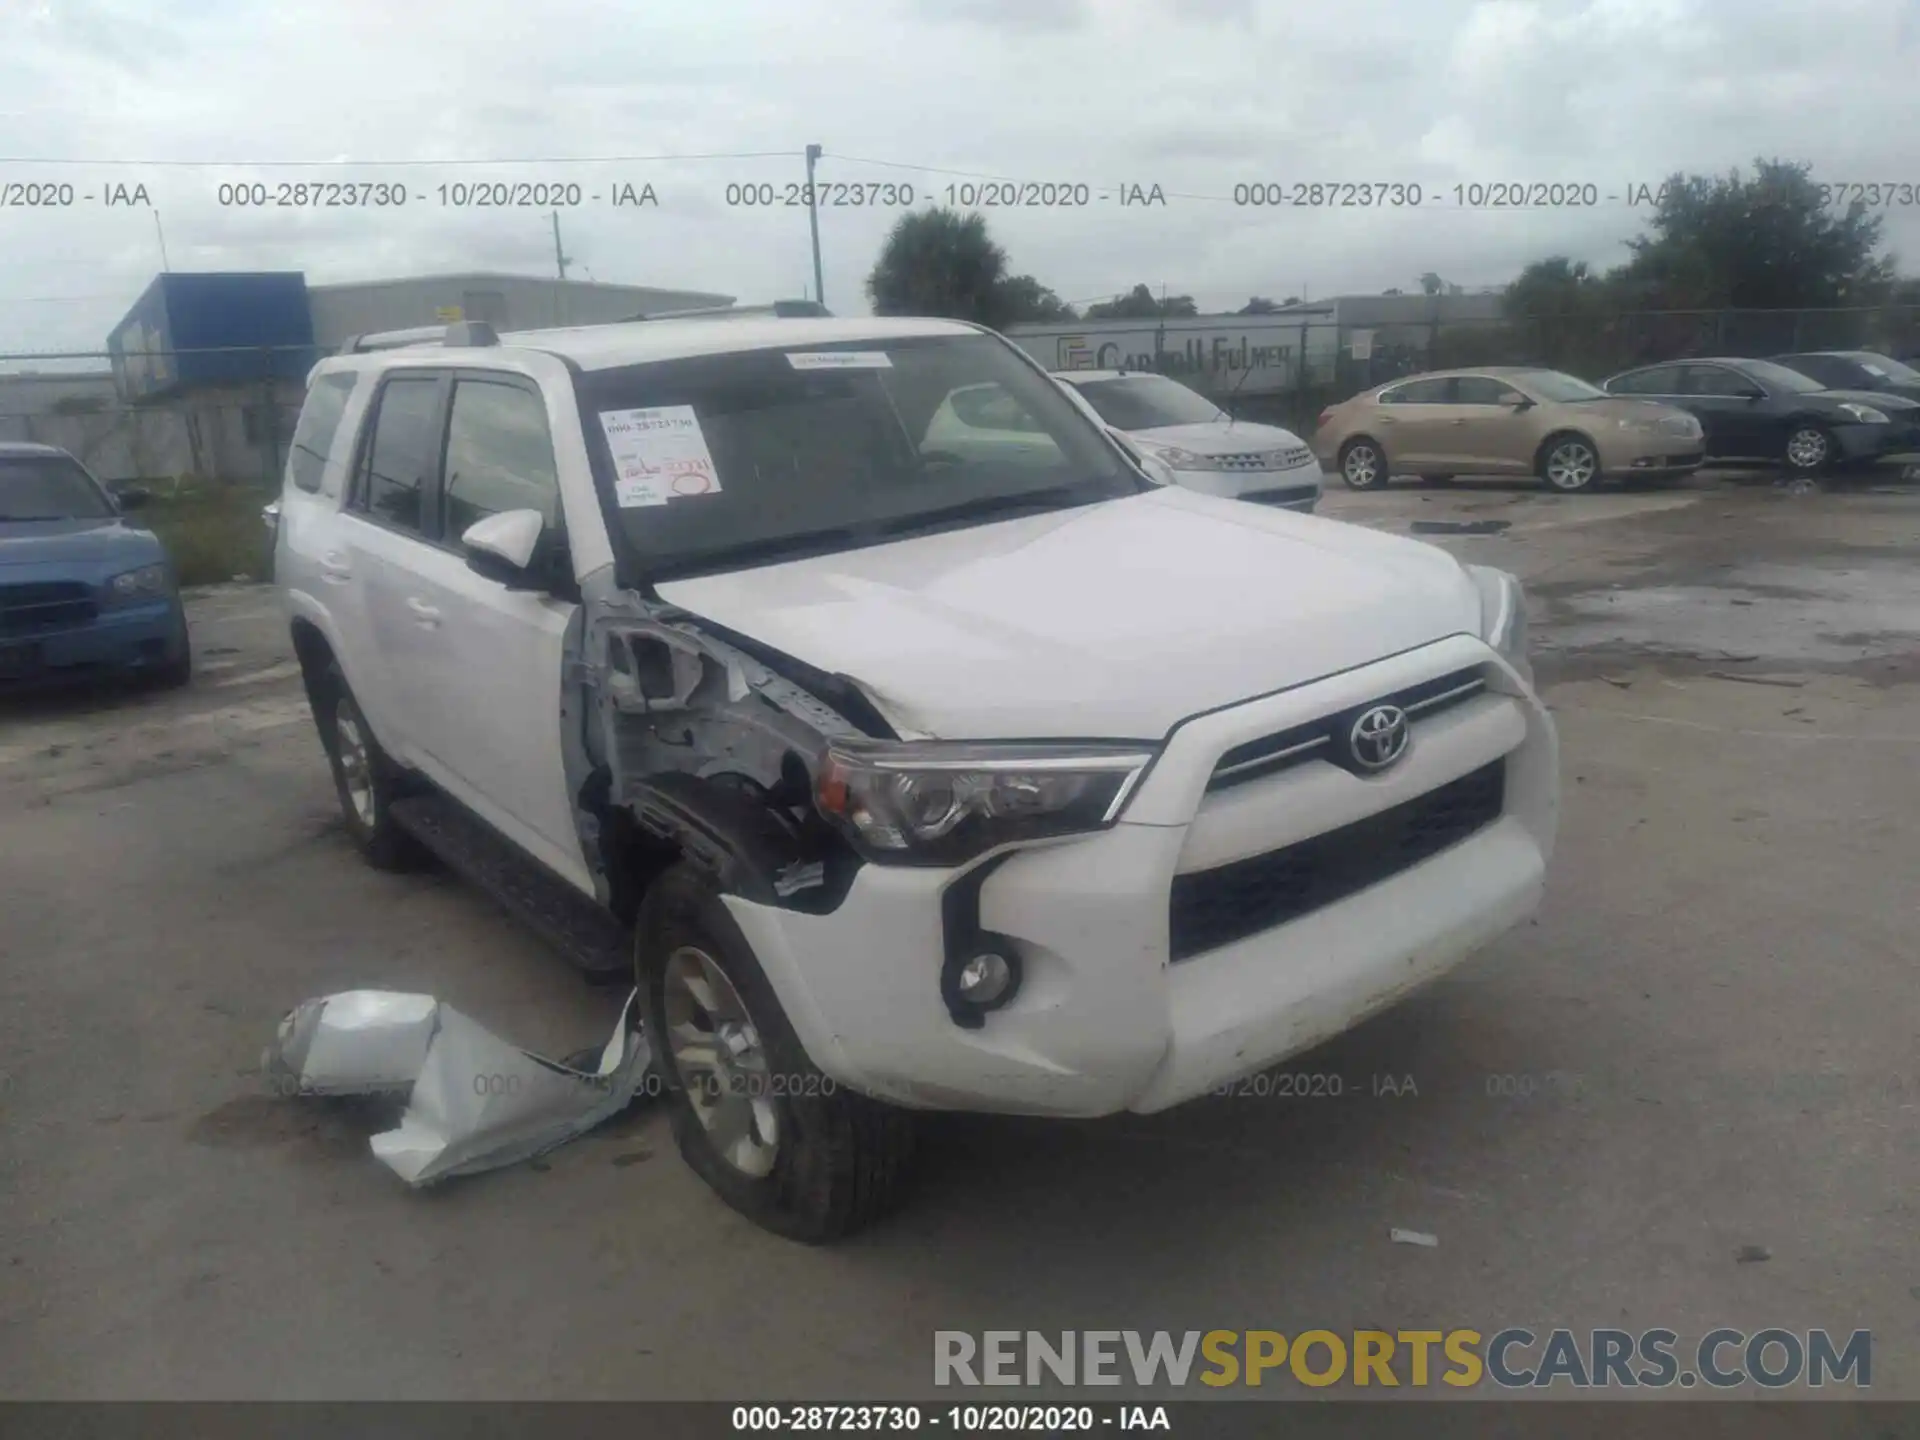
xmin=0 ymin=442 xmax=190 ymax=690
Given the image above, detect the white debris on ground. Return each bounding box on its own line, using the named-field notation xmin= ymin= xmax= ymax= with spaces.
xmin=1389 ymin=1228 xmax=1440 ymax=1247
xmin=264 ymin=988 xmax=652 ymax=1186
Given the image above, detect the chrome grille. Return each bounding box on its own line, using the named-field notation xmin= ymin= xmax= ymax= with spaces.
xmin=1211 ymin=445 xmax=1314 ymax=472
xmin=1208 ymin=665 xmax=1486 ymax=792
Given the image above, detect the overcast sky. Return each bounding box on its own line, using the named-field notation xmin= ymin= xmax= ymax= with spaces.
xmin=2 ymin=0 xmax=1918 ymax=353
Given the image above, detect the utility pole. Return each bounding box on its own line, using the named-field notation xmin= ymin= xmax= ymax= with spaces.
xmin=551 ymin=211 xmax=570 ymax=280
xmin=804 ymin=143 xmax=825 ymax=309
xmin=153 ymin=210 xmax=172 ymax=272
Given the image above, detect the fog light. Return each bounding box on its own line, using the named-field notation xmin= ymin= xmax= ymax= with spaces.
xmin=957 ymin=952 xmax=1014 ymax=1005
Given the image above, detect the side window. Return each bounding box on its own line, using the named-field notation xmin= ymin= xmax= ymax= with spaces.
xmin=1384 ymin=378 xmax=1451 ymax=404
xmin=1681 ymin=365 xmax=1755 ymax=397
xmin=287 ymin=373 xmax=357 ymax=494
xmin=352 ymin=376 xmax=444 ymax=535
xmin=1451 ymin=376 xmax=1510 ymax=405
xmin=1790 ymin=356 xmax=1848 ymax=387
xmin=442 ymin=379 xmax=561 ymax=541
xmin=1610 ymin=365 xmax=1681 ymax=395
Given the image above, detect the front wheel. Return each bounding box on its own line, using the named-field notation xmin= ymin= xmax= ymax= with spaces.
xmin=1784 ymin=423 xmax=1832 ymax=475
xmin=1539 ymin=435 xmax=1601 ymax=492
xmin=1338 ymin=438 xmax=1390 ymax=490
xmin=638 ymin=862 xmax=917 ymax=1243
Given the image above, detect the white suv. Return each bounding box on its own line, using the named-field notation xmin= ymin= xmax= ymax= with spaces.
xmin=274 ymin=312 xmax=1558 ymax=1241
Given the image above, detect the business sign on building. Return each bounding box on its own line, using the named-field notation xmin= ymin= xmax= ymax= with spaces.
xmin=1005 ymin=314 xmax=1339 ymax=397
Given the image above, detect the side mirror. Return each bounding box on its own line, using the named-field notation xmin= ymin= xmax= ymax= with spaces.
xmin=461 ymin=509 xmax=550 ymax=590
xmin=1499 ymin=392 xmax=1531 ymax=409
xmin=1741 ymin=388 xmax=1766 ymax=401
xmin=262 ymin=500 xmax=281 ymax=538
xmin=115 ymin=485 xmax=152 ymax=511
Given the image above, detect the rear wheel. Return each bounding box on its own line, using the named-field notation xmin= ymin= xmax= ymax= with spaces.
xmin=1539 ymin=434 xmax=1601 ymax=492
xmin=314 ymin=662 xmax=426 ymax=871
xmin=1338 ymin=438 xmax=1390 ymax=490
xmin=639 ymin=862 xmax=917 ymax=1243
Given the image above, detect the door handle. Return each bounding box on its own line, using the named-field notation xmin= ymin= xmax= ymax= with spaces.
xmin=406 ymin=597 xmax=442 ymax=627
xmin=1449 ymin=418 xmax=1467 ymax=425
xmin=320 ymin=551 xmax=352 ymax=583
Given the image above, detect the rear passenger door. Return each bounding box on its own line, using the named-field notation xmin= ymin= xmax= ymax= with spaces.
xmin=398 ymin=374 xmax=590 ymax=891
xmin=336 ymin=371 xmax=448 ymax=763
xmin=1372 ymin=377 xmax=1453 ymax=467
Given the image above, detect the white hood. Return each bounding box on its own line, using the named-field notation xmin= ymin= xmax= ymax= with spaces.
xmin=655 ymin=487 xmax=1481 ymax=740
xmin=1129 ymin=420 xmax=1307 ymax=454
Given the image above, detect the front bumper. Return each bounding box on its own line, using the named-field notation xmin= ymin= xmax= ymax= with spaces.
xmin=1171 ymin=463 xmax=1324 ymax=508
xmin=1832 ymin=421 xmax=1920 ymax=462
xmin=0 ymin=598 xmax=186 ymax=688
xmin=726 ymin=636 xmax=1558 ymax=1118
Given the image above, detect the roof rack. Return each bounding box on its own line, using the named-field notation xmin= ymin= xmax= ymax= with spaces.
xmin=339 ymin=321 xmax=501 ymax=354
xmin=623 ymin=299 xmax=831 ymax=322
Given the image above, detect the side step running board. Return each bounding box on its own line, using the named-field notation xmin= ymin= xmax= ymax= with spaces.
xmin=389 ymin=793 xmax=631 ymax=982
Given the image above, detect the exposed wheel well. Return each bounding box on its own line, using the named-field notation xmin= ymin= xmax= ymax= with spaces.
xmin=289 ymin=619 xmax=337 ymax=707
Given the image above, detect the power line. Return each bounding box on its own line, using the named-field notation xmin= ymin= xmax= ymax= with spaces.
xmin=0 ymin=150 xmax=802 ymax=168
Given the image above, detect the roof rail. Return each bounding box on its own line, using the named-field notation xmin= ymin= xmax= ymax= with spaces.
xmin=623 ymin=299 xmax=831 ymax=322
xmin=339 ymin=321 xmax=501 ymax=354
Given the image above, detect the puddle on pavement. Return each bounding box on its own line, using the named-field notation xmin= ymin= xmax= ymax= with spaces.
xmin=1548 ymin=560 xmax=1920 ymax=664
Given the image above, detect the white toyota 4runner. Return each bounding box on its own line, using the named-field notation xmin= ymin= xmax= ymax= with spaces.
xmin=274 ymin=311 xmax=1558 ymax=1241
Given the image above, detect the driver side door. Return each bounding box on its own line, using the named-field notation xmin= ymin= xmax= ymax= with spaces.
xmin=398 ymin=373 xmax=591 ymax=892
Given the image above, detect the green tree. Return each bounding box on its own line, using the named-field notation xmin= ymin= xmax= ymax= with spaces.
xmin=993 ymin=273 xmax=1077 ymax=323
xmin=866 ymin=208 xmax=1011 ymax=325
xmin=1419 ymin=272 xmax=1444 ymax=296
xmin=1239 ymin=296 xmax=1280 ymax=314
xmin=1086 ymin=283 xmax=1198 ymax=319
xmin=1615 ymin=158 xmax=1895 ymax=308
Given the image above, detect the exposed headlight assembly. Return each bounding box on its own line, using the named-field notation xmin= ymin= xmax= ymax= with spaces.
xmin=815 ymin=741 xmax=1154 ymax=866
xmin=107 ymin=563 xmax=173 ymax=602
xmin=1837 ymin=402 xmax=1889 ymax=424
xmin=1467 ymin=564 xmax=1532 ymax=686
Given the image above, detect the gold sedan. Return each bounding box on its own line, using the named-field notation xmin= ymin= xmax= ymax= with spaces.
xmin=1312 ymin=367 xmax=1705 ymax=493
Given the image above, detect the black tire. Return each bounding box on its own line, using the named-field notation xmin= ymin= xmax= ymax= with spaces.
xmin=1783 ymin=422 xmax=1834 ymax=476
xmin=313 ymin=661 xmax=426 ymax=871
xmin=1538 ymin=433 xmax=1602 ymax=493
xmin=1338 ymin=437 xmax=1390 ymax=490
xmin=152 ymin=631 xmax=192 ymax=689
xmin=637 ymin=861 xmax=917 ymax=1243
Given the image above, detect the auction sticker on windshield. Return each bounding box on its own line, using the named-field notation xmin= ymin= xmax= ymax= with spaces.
xmin=598 ymin=406 xmax=721 ymax=506
xmin=786 ymin=351 xmax=892 ymax=369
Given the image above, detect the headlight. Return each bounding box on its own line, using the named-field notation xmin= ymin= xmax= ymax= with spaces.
xmin=814 ymin=741 xmax=1154 ymax=866
xmin=1467 ymin=564 xmax=1531 ymax=685
xmin=1614 ymin=417 xmax=1659 ymax=433
xmin=1142 ymin=445 xmax=1226 ymax=471
xmin=1837 ymin=402 xmax=1889 ymax=424
xmin=107 ymin=563 xmax=173 ymax=602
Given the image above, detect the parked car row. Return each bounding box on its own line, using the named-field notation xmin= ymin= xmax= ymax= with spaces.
xmin=1312 ymin=355 xmax=1920 ymax=493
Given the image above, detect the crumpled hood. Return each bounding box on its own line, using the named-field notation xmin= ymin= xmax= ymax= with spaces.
xmin=0 ymin=518 xmax=163 ymax=568
xmin=655 ymin=487 xmax=1482 ymax=740
xmin=1130 ymin=420 xmax=1308 ymax=454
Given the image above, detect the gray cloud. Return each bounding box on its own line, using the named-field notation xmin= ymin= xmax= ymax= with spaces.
xmin=0 ymin=0 xmax=1914 ymax=353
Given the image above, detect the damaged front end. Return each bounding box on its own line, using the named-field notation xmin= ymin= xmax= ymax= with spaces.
xmin=563 ymin=576 xmax=892 ymax=920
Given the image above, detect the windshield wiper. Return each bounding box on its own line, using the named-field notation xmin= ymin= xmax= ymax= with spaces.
xmin=869 ymin=483 xmax=1109 ymax=538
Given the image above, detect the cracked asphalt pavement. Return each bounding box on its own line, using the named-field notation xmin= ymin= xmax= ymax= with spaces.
xmin=2 ymin=472 xmax=1916 ymax=1400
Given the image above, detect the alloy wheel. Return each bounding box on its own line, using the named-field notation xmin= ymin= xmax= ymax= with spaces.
xmin=1545 ymin=440 xmax=1598 ymax=490
xmin=1786 ymin=428 xmax=1828 ymax=471
xmin=333 ymin=709 xmax=377 ymax=828
xmin=662 ymin=945 xmax=780 ymax=1178
xmin=1343 ymin=444 xmax=1381 ymax=487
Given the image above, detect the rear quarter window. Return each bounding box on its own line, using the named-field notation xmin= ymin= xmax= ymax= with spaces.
xmin=288 ymin=373 xmax=360 ymax=495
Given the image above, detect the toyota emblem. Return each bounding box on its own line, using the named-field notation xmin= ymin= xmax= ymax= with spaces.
xmin=1349 ymin=704 xmax=1411 ymax=772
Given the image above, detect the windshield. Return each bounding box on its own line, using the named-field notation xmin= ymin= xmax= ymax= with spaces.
xmin=575 ymin=333 xmax=1145 ymax=581
xmin=1741 ymin=359 xmax=1826 ymax=394
xmin=1515 ymin=370 xmax=1608 ymax=402
xmin=0 ymin=454 xmax=115 ymax=521
xmin=1069 ymin=374 xmax=1226 ymax=430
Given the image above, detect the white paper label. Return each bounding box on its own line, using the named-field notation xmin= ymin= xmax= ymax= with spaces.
xmin=598 ymin=406 xmax=721 ymax=507
xmin=785 ymin=351 xmax=892 ymax=370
